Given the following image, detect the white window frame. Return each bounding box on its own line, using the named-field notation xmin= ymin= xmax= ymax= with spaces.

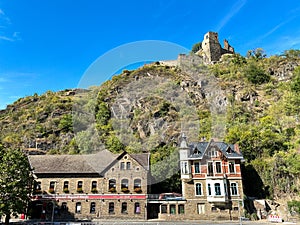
xmin=228 ymin=161 xmax=235 ymax=173
xmin=197 ymin=203 xmax=205 ymax=214
xmin=214 ymin=183 xmax=221 ymax=196
xmin=194 ymin=161 xmax=200 ymax=174
xmin=230 ymin=182 xmax=238 ymax=196
xmin=207 ymin=183 xmax=212 ymax=196
xmin=181 ymin=161 xmax=189 ymax=174
xmin=215 ymin=161 xmax=222 ymax=173
xmin=195 ymin=183 xmax=203 ymax=196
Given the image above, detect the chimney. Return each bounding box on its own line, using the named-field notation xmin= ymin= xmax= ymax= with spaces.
xmin=234 ymin=144 xmax=240 ymax=154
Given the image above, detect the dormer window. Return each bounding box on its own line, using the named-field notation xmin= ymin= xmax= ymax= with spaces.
xmin=193 ymin=147 xmax=200 ymax=155
xmin=226 ymin=147 xmax=233 ymax=154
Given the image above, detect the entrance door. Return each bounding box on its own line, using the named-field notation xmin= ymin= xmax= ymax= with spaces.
xmin=147 ymin=203 xmax=160 ymax=219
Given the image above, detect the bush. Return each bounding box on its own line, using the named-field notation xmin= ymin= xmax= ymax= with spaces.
xmin=245 ymin=64 xmax=270 ymax=85
xmin=134 ymin=187 xmax=142 ymax=193
xmin=109 ymin=187 xmax=116 ymax=193
xmin=91 ymin=188 xmax=98 ymax=193
xmin=121 ymin=187 xmax=129 ymax=193
xmin=288 ymin=200 xmax=300 ymax=214
xmin=77 ymin=187 xmax=83 ymax=193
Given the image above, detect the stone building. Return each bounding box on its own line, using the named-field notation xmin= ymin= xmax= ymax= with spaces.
xmin=177 ymin=135 xmax=244 ymax=220
xmin=197 ymin=31 xmax=235 ymax=63
xmin=28 ymin=150 xmax=150 ymax=221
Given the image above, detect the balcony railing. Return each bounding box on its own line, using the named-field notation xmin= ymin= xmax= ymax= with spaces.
xmin=207 ymin=195 xmax=228 ymax=203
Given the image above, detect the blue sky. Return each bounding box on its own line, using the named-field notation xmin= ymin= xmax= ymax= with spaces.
xmin=0 ymin=0 xmax=300 ymax=109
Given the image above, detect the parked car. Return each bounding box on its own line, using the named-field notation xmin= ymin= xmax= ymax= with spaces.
xmin=159 ymin=192 xmax=183 ymax=200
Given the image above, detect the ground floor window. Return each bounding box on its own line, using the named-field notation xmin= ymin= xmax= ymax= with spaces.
xmin=61 ymin=202 xmax=67 ymax=211
xmin=161 ymin=204 xmax=167 ymax=214
xmin=211 ymin=206 xmax=217 ymax=212
xmin=178 ymin=204 xmax=184 ymax=214
xmin=197 ymin=203 xmax=205 ymax=214
xmin=90 ymin=202 xmax=96 ymax=214
xmin=121 ymin=202 xmax=127 ymax=214
xmin=170 ymin=204 xmax=176 ymax=214
xmin=134 ymin=202 xmax=141 ymax=214
xmin=109 ymin=202 xmax=114 ymax=214
xmin=75 ymin=202 xmax=81 ymax=213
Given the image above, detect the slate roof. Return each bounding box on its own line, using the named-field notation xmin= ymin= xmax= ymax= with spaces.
xmin=131 ymin=153 xmax=150 ymax=170
xmin=187 ymin=139 xmax=244 ymax=160
xmin=28 ymin=149 xmax=150 ymax=175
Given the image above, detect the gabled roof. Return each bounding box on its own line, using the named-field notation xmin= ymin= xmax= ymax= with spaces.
xmin=186 ymin=139 xmax=244 ymax=160
xmin=28 ymin=149 xmax=150 ymax=176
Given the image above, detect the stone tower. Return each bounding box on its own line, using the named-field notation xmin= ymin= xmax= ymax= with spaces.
xmin=201 ymin=31 xmax=222 ymax=62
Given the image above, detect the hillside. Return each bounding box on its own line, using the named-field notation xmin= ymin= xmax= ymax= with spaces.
xmin=0 ymin=49 xmax=300 ymax=213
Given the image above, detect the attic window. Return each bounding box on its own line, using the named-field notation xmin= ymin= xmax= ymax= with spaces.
xmin=226 ymin=148 xmax=233 ymax=154
xmin=193 ymin=147 xmax=200 ymax=155
xmin=208 ymin=148 xmax=218 ymax=157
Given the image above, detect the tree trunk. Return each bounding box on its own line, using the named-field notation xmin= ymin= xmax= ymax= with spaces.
xmin=5 ymin=214 xmax=10 ymax=225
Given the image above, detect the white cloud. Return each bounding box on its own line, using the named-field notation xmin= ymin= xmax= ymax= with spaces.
xmin=0 ymin=8 xmax=19 ymax=42
xmin=0 ymin=35 xmax=14 ymax=41
xmin=215 ymin=0 xmax=247 ymax=32
xmin=9 ymin=95 xmax=22 ymax=100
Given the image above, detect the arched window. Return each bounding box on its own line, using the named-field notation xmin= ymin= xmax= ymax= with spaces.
xmin=121 ymin=202 xmax=127 ymax=214
xmin=121 ymin=179 xmax=129 ymax=190
xmin=49 ymin=181 xmax=55 ymax=189
xmin=35 ymin=181 xmax=41 ymax=190
xmin=90 ymin=202 xmax=96 ymax=214
xmin=61 ymin=202 xmax=67 ymax=211
xmin=77 ymin=181 xmax=83 ymax=193
xmin=108 ymin=202 xmax=114 ymax=214
xmin=134 ymin=178 xmax=141 ymax=190
xmin=134 ymin=202 xmax=140 ymax=214
xmin=108 ymin=179 xmax=116 ymax=192
xmin=195 ymin=183 xmax=202 ymax=196
xmin=91 ymin=181 xmax=97 ymax=192
xmin=63 ymin=181 xmax=69 ymax=189
xmin=63 ymin=181 xmax=69 ymax=193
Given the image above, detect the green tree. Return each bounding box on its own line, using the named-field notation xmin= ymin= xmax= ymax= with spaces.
xmin=0 ymin=145 xmax=33 ymax=225
xmin=58 ymin=114 xmax=73 ymax=132
xmin=246 ymin=48 xmax=266 ymax=59
xmin=290 ymin=66 xmax=300 ymax=93
xmin=245 ymin=63 xmax=270 ymax=85
xmin=191 ymin=42 xmax=202 ymax=53
xmin=283 ymin=49 xmax=300 ymax=59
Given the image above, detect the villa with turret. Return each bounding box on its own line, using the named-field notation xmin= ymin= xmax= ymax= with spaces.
xmin=177 ymin=134 xmax=244 ymax=220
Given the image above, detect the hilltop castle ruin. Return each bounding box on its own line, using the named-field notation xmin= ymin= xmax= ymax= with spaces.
xmin=197 ymin=31 xmax=235 ymax=63
xmin=160 ymin=31 xmax=235 ymax=66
